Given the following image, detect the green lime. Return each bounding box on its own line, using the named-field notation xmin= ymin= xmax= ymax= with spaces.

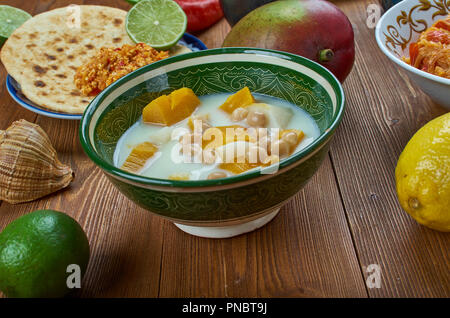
xmin=125 ymin=0 xmax=141 ymax=5
xmin=126 ymin=0 xmax=187 ymax=50
xmin=0 ymin=210 xmax=90 ymax=298
xmin=0 ymin=5 xmax=32 ymax=46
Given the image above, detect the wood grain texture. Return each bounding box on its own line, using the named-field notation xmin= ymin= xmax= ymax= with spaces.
xmin=331 ymin=0 xmax=450 ymax=297
xmin=0 ymin=115 xmax=166 ymax=298
xmin=158 ymin=157 xmax=368 ymax=298
xmin=0 ymin=0 xmax=448 ymax=298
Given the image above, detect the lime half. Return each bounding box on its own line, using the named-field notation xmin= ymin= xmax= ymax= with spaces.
xmin=0 ymin=5 xmax=31 ymax=46
xmin=126 ymin=0 xmax=187 ymax=50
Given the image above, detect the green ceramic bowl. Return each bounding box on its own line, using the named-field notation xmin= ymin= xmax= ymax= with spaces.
xmin=80 ymin=48 xmax=345 ymax=238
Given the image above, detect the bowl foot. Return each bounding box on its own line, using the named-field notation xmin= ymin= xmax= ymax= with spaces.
xmin=173 ymin=208 xmax=281 ymax=238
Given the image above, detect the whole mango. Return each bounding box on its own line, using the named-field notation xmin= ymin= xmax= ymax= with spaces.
xmin=222 ymin=0 xmax=355 ymax=82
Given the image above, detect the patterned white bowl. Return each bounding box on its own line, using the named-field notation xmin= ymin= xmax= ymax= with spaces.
xmin=375 ymin=0 xmax=450 ymax=109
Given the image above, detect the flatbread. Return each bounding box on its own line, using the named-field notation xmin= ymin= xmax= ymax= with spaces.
xmin=169 ymin=44 xmax=192 ymax=56
xmin=1 ymin=5 xmax=133 ymax=114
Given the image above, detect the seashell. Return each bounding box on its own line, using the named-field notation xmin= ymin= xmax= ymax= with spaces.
xmin=0 ymin=119 xmax=73 ymax=204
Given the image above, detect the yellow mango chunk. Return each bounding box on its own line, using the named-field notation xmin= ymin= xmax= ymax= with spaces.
xmin=187 ymin=117 xmax=195 ymax=131
xmin=142 ymin=95 xmax=172 ymax=125
xmin=218 ymin=142 xmax=281 ymax=175
xmin=171 ymin=87 xmax=201 ymax=123
xmin=279 ymin=129 xmax=305 ymax=153
xmin=121 ymin=142 xmax=158 ymax=173
xmin=219 ymin=162 xmax=260 ymax=175
xmin=142 ymin=87 xmax=200 ymax=126
xmin=168 ymin=173 xmax=190 ymax=180
xmin=202 ymin=125 xmax=255 ymax=149
xmin=187 ymin=114 xmax=210 ymax=131
xmin=219 ymin=87 xmax=255 ymax=113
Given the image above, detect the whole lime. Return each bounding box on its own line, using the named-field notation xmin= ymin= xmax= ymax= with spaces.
xmin=0 ymin=210 xmax=90 ymax=297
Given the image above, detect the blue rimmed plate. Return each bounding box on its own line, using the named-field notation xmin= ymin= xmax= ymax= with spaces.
xmin=6 ymin=33 xmax=207 ymax=120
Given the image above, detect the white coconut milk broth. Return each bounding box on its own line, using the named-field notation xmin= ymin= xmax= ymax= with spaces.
xmin=114 ymin=93 xmax=320 ymax=180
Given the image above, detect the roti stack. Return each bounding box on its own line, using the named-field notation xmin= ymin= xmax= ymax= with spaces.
xmin=0 ymin=6 xmax=134 ymax=114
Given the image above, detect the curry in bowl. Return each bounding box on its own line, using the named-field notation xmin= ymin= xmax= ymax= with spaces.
xmin=80 ymin=48 xmax=344 ymax=227
xmin=375 ymin=0 xmax=449 ymax=108
xmin=402 ymin=14 xmax=449 ymax=79
xmin=115 ymin=87 xmax=320 ymax=180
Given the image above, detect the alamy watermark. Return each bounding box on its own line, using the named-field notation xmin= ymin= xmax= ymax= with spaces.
xmin=366 ymin=3 xmax=382 ymax=29
xmin=66 ymin=264 xmax=82 ymax=289
xmin=169 ymin=120 xmax=296 ymax=174
xmin=365 ymin=264 xmax=382 ymax=289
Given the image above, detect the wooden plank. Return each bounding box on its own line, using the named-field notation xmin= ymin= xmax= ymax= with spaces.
xmin=159 ymin=156 xmax=368 ymax=298
xmin=0 ymin=0 xmax=163 ymax=298
xmin=330 ymin=0 xmax=450 ymax=297
xmin=2 ymin=0 xmax=446 ymax=299
xmin=194 ymin=17 xmax=231 ymax=49
xmin=160 ymin=18 xmax=367 ymax=298
xmin=0 ymin=116 xmax=166 ymax=297
xmin=155 ymin=11 xmax=364 ymax=300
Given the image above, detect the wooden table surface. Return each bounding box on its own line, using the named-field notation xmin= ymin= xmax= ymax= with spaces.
xmin=0 ymin=0 xmax=448 ymax=298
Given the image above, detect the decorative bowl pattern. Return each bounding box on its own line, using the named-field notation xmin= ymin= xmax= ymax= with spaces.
xmin=375 ymin=0 xmax=450 ymax=109
xmin=80 ymin=48 xmax=344 ymax=229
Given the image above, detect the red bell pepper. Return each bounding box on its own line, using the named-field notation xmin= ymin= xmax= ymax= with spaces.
xmin=409 ymin=42 xmax=419 ymax=66
xmin=174 ymin=0 xmax=224 ymax=32
xmin=426 ymin=30 xmax=450 ymax=45
xmin=434 ymin=20 xmax=450 ymax=32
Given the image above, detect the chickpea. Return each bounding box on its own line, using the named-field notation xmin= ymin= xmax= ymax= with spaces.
xmin=246 ymin=110 xmax=266 ymax=127
xmin=203 ymin=148 xmax=217 ymax=165
xmin=179 ymin=133 xmax=194 ymax=145
xmin=180 ymin=143 xmax=202 ymax=162
xmin=191 ymin=117 xmax=211 ymax=134
xmin=258 ymin=135 xmax=272 ymax=153
xmin=282 ymin=131 xmax=298 ymax=146
xmin=271 ymin=139 xmax=290 ymax=158
xmin=207 ymin=171 xmax=227 ymax=180
xmin=179 ymin=132 xmax=202 ymax=146
xmin=231 ymin=107 xmax=249 ymax=122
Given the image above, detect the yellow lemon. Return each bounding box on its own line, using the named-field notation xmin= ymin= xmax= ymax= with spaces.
xmin=395 ymin=112 xmax=450 ymax=232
